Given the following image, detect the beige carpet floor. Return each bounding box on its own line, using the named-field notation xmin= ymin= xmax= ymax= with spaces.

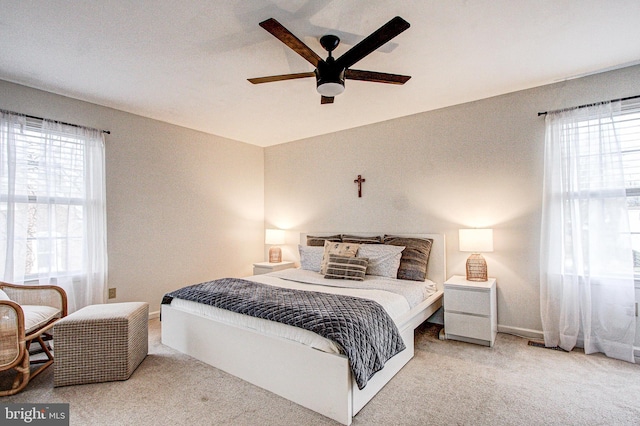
xmin=2 ymin=319 xmax=640 ymax=425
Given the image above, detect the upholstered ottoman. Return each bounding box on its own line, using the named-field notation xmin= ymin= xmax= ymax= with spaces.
xmin=53 ymin=302 xmax=148 ymax=387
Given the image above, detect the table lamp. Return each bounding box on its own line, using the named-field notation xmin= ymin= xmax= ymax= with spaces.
xmin=459 ymin=228 xmax=493 ymax=281
xmin=265 ymin=229 xmax=285 ymax=263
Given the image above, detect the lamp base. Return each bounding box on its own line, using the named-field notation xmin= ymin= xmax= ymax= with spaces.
xmin=466 ymin=253 xmax=488 ymax=281
xmin=269 ymin=247 xmax=282 ymax=263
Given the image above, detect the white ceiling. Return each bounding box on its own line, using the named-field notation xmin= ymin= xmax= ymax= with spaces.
xmin=1 ymin=1 xmax=639 ymax=147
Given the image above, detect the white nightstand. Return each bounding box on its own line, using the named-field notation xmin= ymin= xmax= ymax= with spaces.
xmin=253 ymin=261 xmax=295 ymax=275
xmin=444 ymin=275 xmax=497 ymax=347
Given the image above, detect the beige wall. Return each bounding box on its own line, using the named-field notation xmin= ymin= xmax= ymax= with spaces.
xmin=0 ymin=80 xmax=265 ymax=316
xmin=3 ymin=63 xmax=639 ymax=332
xmin=264 ymin=64 xmax=640 ymax=336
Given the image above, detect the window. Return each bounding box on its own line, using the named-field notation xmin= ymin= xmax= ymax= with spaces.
xmin=556 ymin=99 xmax=640 ymax=274
xmin=1 ymin=111 xmax=107 ymax=311
xmin=540 ymin=99 xmax=637 ymax=361
xmin=618 ymin=101 xmax=640 ymax=274
xmin=2 ymin=119 xmax=86 ymax=278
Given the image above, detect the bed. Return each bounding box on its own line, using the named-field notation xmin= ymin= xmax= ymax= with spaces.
xmin=161 ymin=233 xmax=445 ymax=425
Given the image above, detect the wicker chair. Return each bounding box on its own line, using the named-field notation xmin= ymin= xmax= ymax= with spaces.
xmin=0 ymin=282 xmax=67 ymax=396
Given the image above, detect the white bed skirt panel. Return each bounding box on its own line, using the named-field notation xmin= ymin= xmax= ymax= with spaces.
xmin=161 ymin=290 xmax=441 ymax=425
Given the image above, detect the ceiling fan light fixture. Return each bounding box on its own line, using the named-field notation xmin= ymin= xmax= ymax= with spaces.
xmin=317 ymin=81 xmax=345 ymax=97
xmin=315 ymin=59 xmax=345 ymax=97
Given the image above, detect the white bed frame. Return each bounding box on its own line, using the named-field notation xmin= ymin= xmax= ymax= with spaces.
xmin=161 ymin=233 xmax=445 ymax=425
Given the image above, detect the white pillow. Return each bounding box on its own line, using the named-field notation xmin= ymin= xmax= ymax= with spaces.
xmin=357 ymin=244 xmax=405 ymax=278
xmin=21 ymin=305 xmax=61 ymax=334
xmin=299 ymin=245 xmax=324 ymax=272
xmin=0 ymin=289 xmax=10 ymax=301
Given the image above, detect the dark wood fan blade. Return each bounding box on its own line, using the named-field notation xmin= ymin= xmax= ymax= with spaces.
xmin=259 ymin=18 xmax=323 ymax=67
xmin=321 ymin=96 xmax=334 ymax=104
xmin=345 ymin=69 xmax=411 ymax=84
xmin=335 ymin=16 xmax=410 ymax=69
xmin=248 ymin=72 xmax=315 ymax=84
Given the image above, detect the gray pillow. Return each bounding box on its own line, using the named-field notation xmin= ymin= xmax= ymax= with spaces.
xmin=383 ymin=236 xmax=433 ymax=281
xmin=298 ymin=245 xmax=324 ymax=272
xmin=357 ymin=244 xmax=405 ymax=278
xmin=341 ymin=234 xmax=383 ymax=244
xmin=306 ymin=234 xmax=341 ymax=247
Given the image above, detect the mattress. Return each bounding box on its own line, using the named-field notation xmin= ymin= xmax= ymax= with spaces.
xmin=167 ymin=268 xmax=436 ymax=354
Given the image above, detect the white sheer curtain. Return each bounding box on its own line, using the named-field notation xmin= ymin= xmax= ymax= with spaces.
xmin=0 ymin=110 xmax=107 ymax=312
xmin=540 ymin=101 xmax=636 ymax=362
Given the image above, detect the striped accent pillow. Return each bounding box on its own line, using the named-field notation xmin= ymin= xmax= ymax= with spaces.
xmin=307 ymin=234 xmax=342 ymax=247
xmin=341 ymin=234 xmax=383 ymax=244
xmin=320 ymin=241 xmax=360 ymax=274
xmin=383 ymin=236 xmax=433 ymax=281
xmin=324 ymin=255 xmax=369 ymax=281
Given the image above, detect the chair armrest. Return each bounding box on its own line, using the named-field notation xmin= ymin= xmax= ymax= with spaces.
xmin=0 ymin=300 xmax=26 ymax=368
xmin=0 ymin=283 xmax=68 ymax=318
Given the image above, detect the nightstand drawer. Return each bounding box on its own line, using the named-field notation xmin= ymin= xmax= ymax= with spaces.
xmin=444 ymin=312 xmax=492 ymax=341
xmin=444 ymin=287 xmax=490 ymax=316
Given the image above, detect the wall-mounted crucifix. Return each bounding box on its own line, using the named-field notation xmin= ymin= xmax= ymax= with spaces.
xmin=354 ymin=175 xmax=366 ymax=198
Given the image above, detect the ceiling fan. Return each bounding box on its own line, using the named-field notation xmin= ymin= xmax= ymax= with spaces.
xmin=248 ymin=16 xmax=411 ymax=104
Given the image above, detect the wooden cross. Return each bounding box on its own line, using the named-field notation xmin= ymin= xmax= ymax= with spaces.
xmin=354 ymin=175 xmax=366 ymax=198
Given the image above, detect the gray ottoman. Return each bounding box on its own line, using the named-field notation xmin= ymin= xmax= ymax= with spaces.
xmin=53 ymin=302 xmax=148 ymax=387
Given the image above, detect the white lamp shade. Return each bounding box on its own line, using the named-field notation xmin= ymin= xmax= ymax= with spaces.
xmin=459 ymin=229 xmax=494 ymax=253
xmin=265 ymin=229 xmax=285 ymax=245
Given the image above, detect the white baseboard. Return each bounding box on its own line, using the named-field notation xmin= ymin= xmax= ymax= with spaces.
xmin=149 ymin=310 xmax=160 ymax=320
xmin=499 ymin=326 xmax=640 ymax=361
xmin=497 ymin=324 xmax=543 ymax=340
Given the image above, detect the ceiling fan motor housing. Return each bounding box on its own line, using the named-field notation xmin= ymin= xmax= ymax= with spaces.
xmin=319 ymin=35 xmax=340 ymax=53
xmin=316 ymin=57 xmax=345 ymax=96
